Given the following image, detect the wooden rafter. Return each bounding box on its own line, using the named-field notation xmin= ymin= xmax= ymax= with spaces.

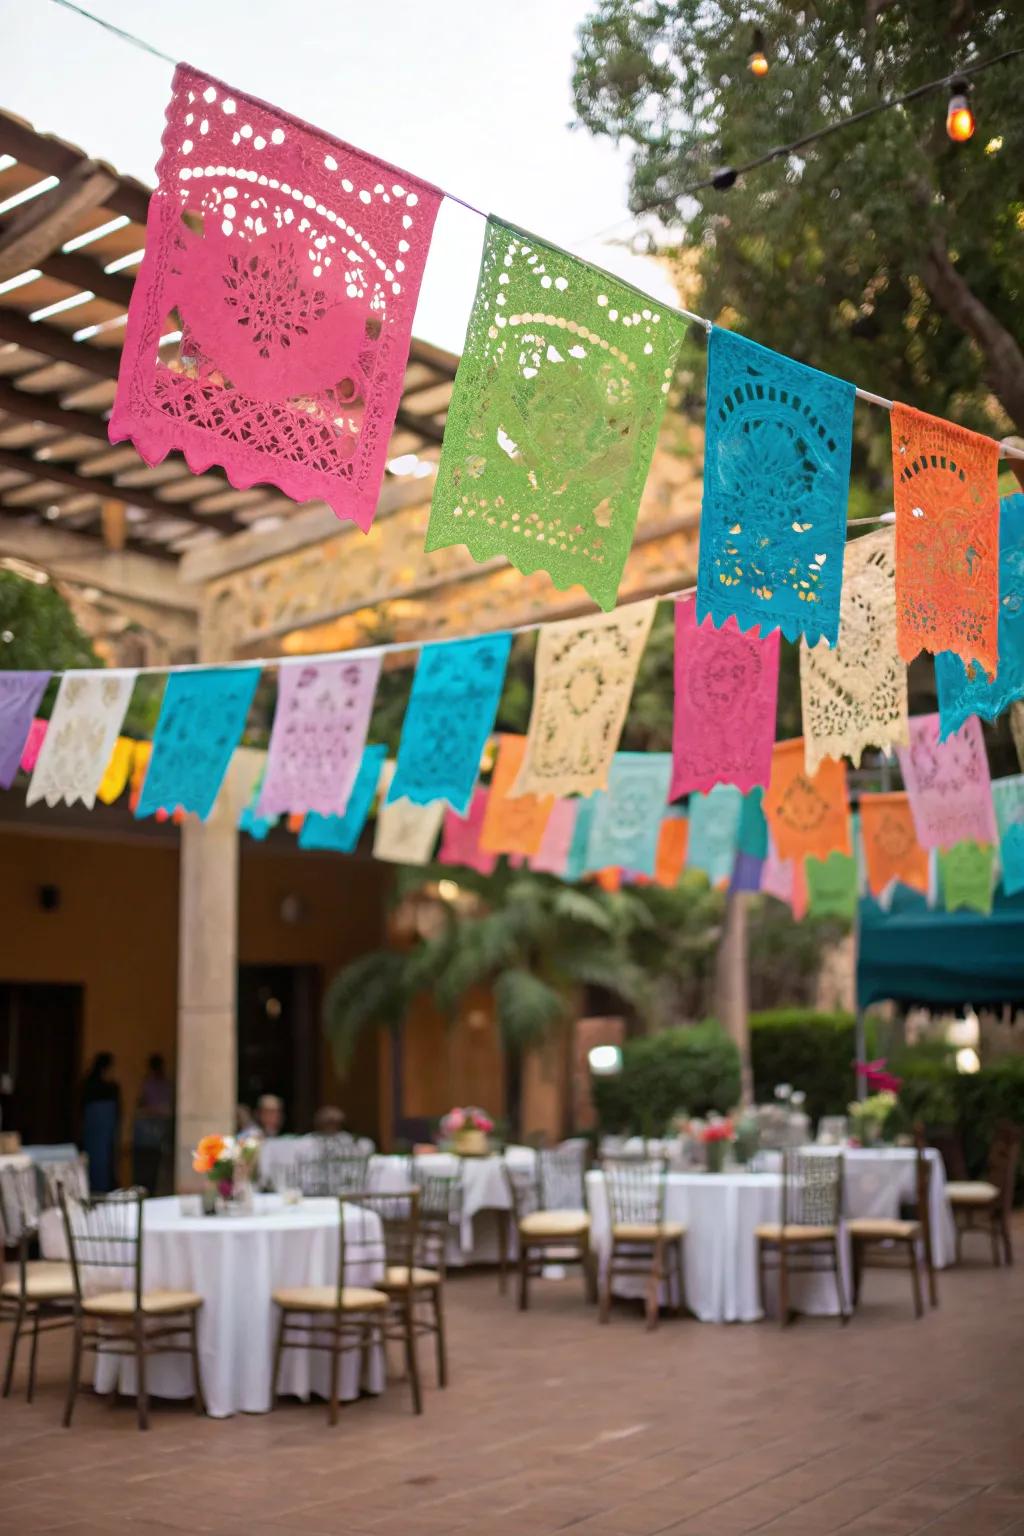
xmin=0 ymin=161 xmax=118 ymax=282
xmin=0 ymin=445 xmax=237 ymax=534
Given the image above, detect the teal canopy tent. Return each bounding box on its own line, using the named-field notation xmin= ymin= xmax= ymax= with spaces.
xmin=857 ymin=887 xmax=1024 ymax=1009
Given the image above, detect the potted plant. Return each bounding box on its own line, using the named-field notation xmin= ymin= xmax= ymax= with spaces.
xmin=439 ymin=1106 xmax=494 ymax=1157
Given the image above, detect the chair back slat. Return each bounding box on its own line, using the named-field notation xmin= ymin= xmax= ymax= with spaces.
xmin=781 ymin=1151 xmax=842 ymax=1228
xmin=42 ymin=1156 xmax=89 ymax=1208
xmin=988 ymin=1123 xmax=1022 ymax=1215
xmin=413 ymin=1169 xmax=461 ymax=1274
xmin=537 ymin=1143 xmax=587 ymax=1212
xmin=603 ymin=1158 xmax=667 ymax=1227
xmin=59 ymin=1187 xmax=144 ymax=1306
xmin=0 ymin=1164 xmax=40 ymax=1245
xmin=291 ymin=1150 xmax=372 ymax=1198
xmin=341 ymin=1189 xmax=418 ymax=1291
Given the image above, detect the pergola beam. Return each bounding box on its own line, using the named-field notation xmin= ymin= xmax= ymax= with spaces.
xmin=0 ymin=444 xmax=235 ymax=534
xmin=0 ymin=379 xmax=109 ymax=441
xmin=0 ymin=309 xmax=120 ymax=379
xmin=0 ymin=518 xmax=199 ymax=608
xmin=0 ymin=113 xmax=150 ymax=226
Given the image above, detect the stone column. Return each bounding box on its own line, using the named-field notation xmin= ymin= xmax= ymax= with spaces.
xmin=175 ymin=793 xmax=240 ymax=1189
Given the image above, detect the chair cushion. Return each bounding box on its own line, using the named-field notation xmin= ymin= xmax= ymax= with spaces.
xmin=612 ymin=1221 xmax=685 ymax=1242
xmin=519 ymin=1210 xmax=590 ymax=1239
xmin=82 ymin=1289 xmax=202 ymax=1317
xmin=755 ymin=1223 xmax=838 ymax=1243
xmin=846 ymin=1217 xmax=920 ymax=1240
xmin=382 ymin=1265 xmax=441 ymax=1289
xmin=272 ymin=1285 xmax=388 ymax=1312
xmin=1 ymin=1261 xmax=75 ymax=1301
xmin=946 ymin=1181 xmax=1000 ymax=1206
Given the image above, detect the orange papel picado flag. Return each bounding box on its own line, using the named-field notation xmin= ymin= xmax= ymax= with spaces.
xmin=479 ymin=734 xmax=554 ymax=856
xmin=858 ymin=791 xmax=930 ymax=897
xmin=763 ymin=737 xmax=850 ymax=863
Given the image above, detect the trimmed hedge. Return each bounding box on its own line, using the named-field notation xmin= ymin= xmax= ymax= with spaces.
xmin=590 ymin=1023 xmax=741 ymax=1135
xmin=895 ymin=1051 xmax=1024 ymax=1200
xmin=749 ymin=1009 xmax=869 ymax=1125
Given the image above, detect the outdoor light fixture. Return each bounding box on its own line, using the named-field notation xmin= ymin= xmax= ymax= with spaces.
xmin=748 ymin=27 xmax=769 ymax=77
xmin=588 ymin=1044 xmax=622 ymax=1077
xmin=946 ymin=77 xmax=975 ymax=142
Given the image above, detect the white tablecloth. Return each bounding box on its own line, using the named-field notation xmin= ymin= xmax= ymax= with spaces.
xmin=755 ymin=1146 xmax=955 ymax=1267
xmin=588 ymin=1148 xmax=954 ymax=1324
xmin=46 ymin=1195 xmax=385 ymax=1418
xmin=258 ymin=1142 xmax=537 ymax=1265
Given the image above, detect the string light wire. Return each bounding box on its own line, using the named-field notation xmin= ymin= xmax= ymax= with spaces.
xmin=18 ymin=0 xmax=1024 ymax=685
xmin=39 ymin=0 xmax=1024 ymax=463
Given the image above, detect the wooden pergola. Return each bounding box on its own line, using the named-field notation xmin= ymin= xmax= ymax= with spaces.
xmin=0 ymin=107 xmax=703 ymax=667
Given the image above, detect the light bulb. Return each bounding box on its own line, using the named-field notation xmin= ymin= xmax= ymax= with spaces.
xmin=946 ymin=79 xmax=975 ymax=143
xmin=748 ymin=27 xmax=768 ymax=77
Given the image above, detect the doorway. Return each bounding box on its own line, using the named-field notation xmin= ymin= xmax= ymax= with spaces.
xmin=0 ymin=983 xmax=82 ymax=1144
xmin=237 ymin=965 xmax=318 ymax=1135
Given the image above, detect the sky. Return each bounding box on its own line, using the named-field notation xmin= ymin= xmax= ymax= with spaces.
xmin=0 ymin=0 xmax=678 ymax=352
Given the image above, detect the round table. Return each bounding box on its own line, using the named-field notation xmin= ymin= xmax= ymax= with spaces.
xmin=56 ymin=1195 xmax=385 ymax=1418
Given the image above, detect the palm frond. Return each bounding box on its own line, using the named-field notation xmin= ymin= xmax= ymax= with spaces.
xmin=550 ymin=886 xmax=615 ymax=933
xmin=493 ymin=968 xmax=568 ymax=1048
xmin=433 ymin=910 xmax=520 ymax=1014
xmin=322 ymin=950 xmax=410 ymax=1069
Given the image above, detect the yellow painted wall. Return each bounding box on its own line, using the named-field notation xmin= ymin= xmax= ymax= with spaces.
xmin=0 ymin=826 xmax=390 ymax=1170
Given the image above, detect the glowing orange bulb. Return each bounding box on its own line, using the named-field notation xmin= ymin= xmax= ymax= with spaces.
xmin=946 ymin=95 xmax=975 ymax=143
xmin=749 ymin=50 xmax=769 ymax=77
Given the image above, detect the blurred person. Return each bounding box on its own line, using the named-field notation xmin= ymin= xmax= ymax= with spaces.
xmin=255 ymin=1093 xmax=284 ymax=1137
xmin=80 ymin=1052 xmax=121 ymax=1192
xmin=131 ymin=1053 xmax=173 ymax=1194
xmin=313 ymin=1105 xmax=347 ymax=1136
xmin=236 ymin=1103 xmax=255 ymax=1135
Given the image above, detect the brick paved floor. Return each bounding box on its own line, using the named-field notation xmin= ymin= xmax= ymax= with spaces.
xmin=1 ymin=1226 xmax=1022 ymax=1536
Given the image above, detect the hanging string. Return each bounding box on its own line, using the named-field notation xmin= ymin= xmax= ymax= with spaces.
xmin=42 ymin=0 xmax=1024 ymax=461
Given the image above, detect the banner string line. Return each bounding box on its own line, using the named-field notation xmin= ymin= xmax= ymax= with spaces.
xmin=57 ymin=510 xmax=903 ymax=681
xmin=45 ymin=0 xmax=1024 ymax=463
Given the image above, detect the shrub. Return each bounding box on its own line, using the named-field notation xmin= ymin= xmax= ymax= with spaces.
xmin=896 ymin=1049 xmax=1024 ymax=1201
xmin=591 ymin=1023 xmax=741 ymax=1135
xmin=748 ymin=1009 xmax=874 ymax=1125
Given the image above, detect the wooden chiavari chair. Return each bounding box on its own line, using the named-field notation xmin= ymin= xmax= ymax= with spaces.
xmin=503 ymin=1143 xmax=594 ymax=1311
xmin=599 ymin=1158 xmax=685 ymax=1330
xmin=756 ymin=1150 xmax=849 ymax=1326
xmin=847 ymin=1129 xmax=937 ymax=1317
xmin=292 ymin=1148 xmax=372 ymax=1198
xmin=270 ymin=1192 xmax=392 ymax=1425
xmin=946 ymin=1122 xmax=1021 ymax=1267
xmin=59 ymin=1186 xmax=204 ymax=1430
xmin=0 ymin=1163 xmax=75 ymax=1401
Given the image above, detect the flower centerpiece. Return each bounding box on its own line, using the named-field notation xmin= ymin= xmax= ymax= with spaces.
xmin=847 ymin=1090 xmax=899 ymax=1147
xmin=192 ymin=1133 xmax=259 ymax=1213
xmin=439 ymin=1106 xmax=494 ymax=1157
xmin=695 ymin=1115 xmax=735 ymax=1174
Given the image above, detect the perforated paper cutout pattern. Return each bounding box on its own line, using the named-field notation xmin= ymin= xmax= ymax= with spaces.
xmin=800 ymin=529 xmax=908 ymax=775
xmin=110 ymin=65 xmax=441 ymax=528
xmin=426 ymin=219 xmax=686 ymax=610
xmin=672 ymin=597 xmax=779 ymax=795
xmin=936 ymin=494 xmax=1024 ymax=738
xmin=696 ymin=328 xmax=854 ymax=647
xmin=896 ymin=713 xmax=996 ymax=852
xmin=892 ymin=403 xmax=1000 ymax=679
xmin=27 ymin=671 xmax=136 ymax=810
xmin=513 ymin=601 xmax=656 ymax=799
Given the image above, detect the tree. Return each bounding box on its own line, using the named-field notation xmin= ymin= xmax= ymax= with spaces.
xmin=573 ymin=2 xmax=1024 ymax=441
xmin=0 ymin=571 xmax=97 ymax=678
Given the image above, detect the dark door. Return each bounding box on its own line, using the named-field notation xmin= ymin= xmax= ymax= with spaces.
xmin=237 ymin=965 xmax=318 ymax=1135
xmin=0 ymin=983 xmax=82 ymax=1144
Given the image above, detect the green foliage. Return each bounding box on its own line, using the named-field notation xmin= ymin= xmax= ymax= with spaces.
xmin=895 ymin=1048 xmax=1024 ymax=1201
xmin=0 ymin=573 xmax=96 ymax=704
xmin=748 ymin=1008 xmax=865 ymax=1124
xmin=322 ymin=868 xmax=683 ymax=1066
xmin=591 ymin=1022 xmax=742 ymax=1134
xmin=573 ymin=2 xmax=1024 ymax=436
xmin=747 ymin=899 xmax=850 ymax=1010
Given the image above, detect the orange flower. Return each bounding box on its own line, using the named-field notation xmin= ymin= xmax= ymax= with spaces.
xmin=192 ymin=1133 xmax=226 ymax=1174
